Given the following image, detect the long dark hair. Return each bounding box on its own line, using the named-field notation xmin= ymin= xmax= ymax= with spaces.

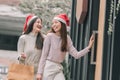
xmin=24 ymin=17 xmax=44 ymax=49
xmin=60 ymin=22 xmax=68 ymax=52
xmin=49 ymin=21 xmax=68 ymax=52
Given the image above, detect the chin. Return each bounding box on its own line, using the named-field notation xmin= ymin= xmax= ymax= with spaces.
xmin=36 ymin=30 xmax=40 ymax=33
xmin=54 ymin=29 xmax=58 ymax=32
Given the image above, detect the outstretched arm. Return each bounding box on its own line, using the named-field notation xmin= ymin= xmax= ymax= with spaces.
xmin=68 ymin=34 xmax=94 ymax=59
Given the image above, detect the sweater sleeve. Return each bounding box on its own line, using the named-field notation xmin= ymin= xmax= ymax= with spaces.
xmin=17 ymin=35 xmax=25 ymax=63
xmin=67 ymin=36 xmax=90 ymax=59
xmin=37 ymin=33 xmax=51 ymax=74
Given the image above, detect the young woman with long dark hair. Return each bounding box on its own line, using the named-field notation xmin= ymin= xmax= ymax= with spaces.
xmin=17 ymin=14 xmax=45 ymax=79
xmin=36 ymin=13 xmax=94 ymax=80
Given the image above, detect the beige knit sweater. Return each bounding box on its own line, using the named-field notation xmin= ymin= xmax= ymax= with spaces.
xmin=17 ymin=32 xmax=44 ymax=74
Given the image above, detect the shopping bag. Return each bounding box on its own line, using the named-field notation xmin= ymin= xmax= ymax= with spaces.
xmin=7 ymin=63 xmax=34 ymax=80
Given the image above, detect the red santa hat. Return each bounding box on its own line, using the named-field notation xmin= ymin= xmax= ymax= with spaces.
xmin=53 ymin=13 xmax=70 ymax=26
xmin=23 ymin=14 xmax=37 ymax=32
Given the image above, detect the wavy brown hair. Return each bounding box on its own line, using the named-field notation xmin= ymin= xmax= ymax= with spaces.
xmin=24 ymin=17 xmax=44 ymax=49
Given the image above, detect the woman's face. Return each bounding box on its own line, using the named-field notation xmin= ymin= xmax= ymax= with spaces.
xmin=51 ymin=20 xmax=61 ymax=33
xmin=33 ymin=18 xmax=42 ymax=33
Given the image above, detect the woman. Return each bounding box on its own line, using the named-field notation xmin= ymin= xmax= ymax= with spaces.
xmin=17 ymin=14 xmax=44 ymax=78
xmin=36 ymin=13 xmax=94 ymax=80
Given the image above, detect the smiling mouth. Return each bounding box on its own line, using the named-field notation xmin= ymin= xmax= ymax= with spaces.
xmin=37 ymin=26 xmax=41 ymax=29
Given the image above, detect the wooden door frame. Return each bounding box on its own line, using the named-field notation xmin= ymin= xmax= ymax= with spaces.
xmin=94 ymin=0 xmax=106 ymax=80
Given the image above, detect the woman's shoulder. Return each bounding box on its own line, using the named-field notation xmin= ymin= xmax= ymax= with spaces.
xmin=67 ymin=35 xmax=71 ymax=39
xmin=43 ymin=33 xmax=55 ymax=40
xmin=19 ymin=34 xmax=27 ymax=40
xmin=41 ymin=33 xmax=46 ymax=38
xmin=46 ymin=32 xmax=54 ymax=37
xmin=67 ymin=35 xmax=72 ymax=43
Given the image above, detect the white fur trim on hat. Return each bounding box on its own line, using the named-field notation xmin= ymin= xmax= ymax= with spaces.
xmin=27 ymin=16 xmax=38 ymax=26
xmin=53 ymin=17 xmax=66 ymax=25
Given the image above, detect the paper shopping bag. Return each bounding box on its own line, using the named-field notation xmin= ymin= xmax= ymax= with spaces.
xmin=7 ymin=63 xmax=34 ymax=80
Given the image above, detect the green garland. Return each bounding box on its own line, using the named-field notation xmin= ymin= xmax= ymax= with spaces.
xmin=62 ymin=60 xmax=71 ymax=80
xmin=108 ymin=0 xmax=120 ymax=35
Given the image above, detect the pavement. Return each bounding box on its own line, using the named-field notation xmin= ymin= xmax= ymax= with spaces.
xmin=0 ymin=49 xmax=18 ymax=80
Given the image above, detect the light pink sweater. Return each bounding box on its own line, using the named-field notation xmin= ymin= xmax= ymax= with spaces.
xmin=37 ymin=33 xmax=90 ymax=74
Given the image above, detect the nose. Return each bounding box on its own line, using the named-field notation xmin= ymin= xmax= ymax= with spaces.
xmin=39 ymin=23 xmax=42 ymax=27
xmin=51 ymin=25 xmax=55 ymax=29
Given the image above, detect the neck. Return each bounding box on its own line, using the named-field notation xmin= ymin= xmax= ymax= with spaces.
xmin=55 ymin=32 xmax=60 ymax=36
xmin=32 ymin=30 xmax=38 ymax=35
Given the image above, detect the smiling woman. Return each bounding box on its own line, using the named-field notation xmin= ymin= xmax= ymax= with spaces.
xmin=17 ymin=14 xmax=45 ymax=80
xmin=36 ymin=13 xmax=94 ymax=80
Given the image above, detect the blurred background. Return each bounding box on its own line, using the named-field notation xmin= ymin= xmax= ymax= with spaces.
xmin=0 ymin=0 xmax=71 ymax=79
xmin=0 ymin=0 xmax=120 ymax=80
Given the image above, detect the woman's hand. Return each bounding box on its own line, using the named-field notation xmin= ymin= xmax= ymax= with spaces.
xmin=21 ymin=53 xmax=26 ymax=59
xmin=36 ymin=74 xmax=42 ymax=80
xmin=88 ymin=34 xmax=95 ymax=50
